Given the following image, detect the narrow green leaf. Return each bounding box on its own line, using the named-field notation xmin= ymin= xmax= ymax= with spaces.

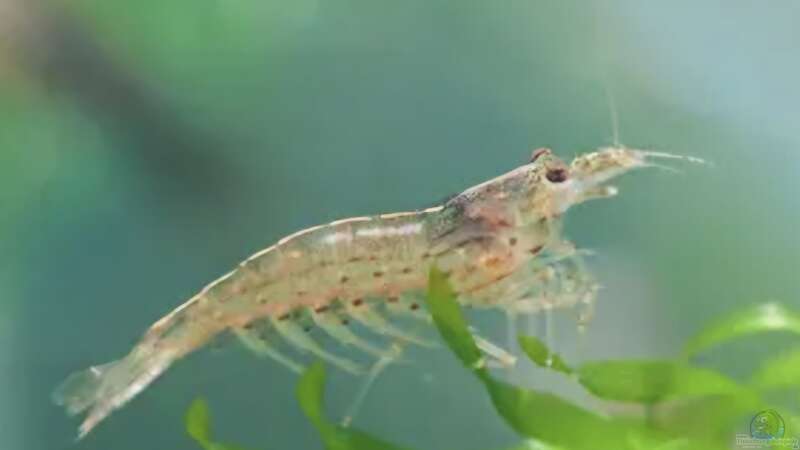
xmin=331 ymin=429 xmax=412 ymax=450
xmin=483 ymin=377 xmax=633 ymax=449
xmin=517 ymin=335 xmax=573 ymax=375
xmin=185 ymin=397 xmax=213 ymax=448
xmin=651 ymin=395 xmax=757 ymax=447
xmin=577 ymin=360 xmax=753 ymax=404
xmin=425 ymin=267 xmax=486 ymax=375
xmin=683 ymin=303 xmax=800 ymax=358
xmin=184 ymin=398 xmax=258 ymax=450
xmin=424 ymin=267 xmax=689 ymax=450
xmin=296 ymin=361 xmax=330 ymax=433
xmin=295 ymin=361 xmax=413 ymax=450
xmin=751 ymin=347 xmax=800 ymax=391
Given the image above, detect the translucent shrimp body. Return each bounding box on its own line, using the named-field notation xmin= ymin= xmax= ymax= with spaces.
xmin=53 ymin=146 xmax=699 ymax=438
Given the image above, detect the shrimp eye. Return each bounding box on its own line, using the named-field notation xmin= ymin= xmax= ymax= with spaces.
xmin=546 ymin=168 xmax=568 ymax=183
xmin=529 ymin=147 xmax=552 ymax=163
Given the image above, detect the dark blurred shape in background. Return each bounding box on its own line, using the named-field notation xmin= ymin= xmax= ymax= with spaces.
xmin=3 ymin=0 xmax=240 ymax=206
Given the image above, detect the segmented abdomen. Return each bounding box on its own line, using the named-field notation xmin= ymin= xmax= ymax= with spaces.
xmin=197 ymin=210 xmax=440 ymax=326
xmin=191 ymin=205 xmax=544 ymax=332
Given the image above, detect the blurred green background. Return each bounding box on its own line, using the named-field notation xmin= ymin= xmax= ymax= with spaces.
xmin=1 ymin=1 xmax=798 ymax=449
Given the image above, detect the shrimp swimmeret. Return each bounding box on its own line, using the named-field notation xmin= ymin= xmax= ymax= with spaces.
xmin=54 ymin=146 xmax=700 ymax=439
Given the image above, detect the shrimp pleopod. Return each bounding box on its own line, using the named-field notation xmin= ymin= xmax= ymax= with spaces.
xmin=53 ymin=146 xmax=700 ymax=438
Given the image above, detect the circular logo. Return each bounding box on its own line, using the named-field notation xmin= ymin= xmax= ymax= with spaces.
xmin=750 ymin=409 xmax=785 ymax=440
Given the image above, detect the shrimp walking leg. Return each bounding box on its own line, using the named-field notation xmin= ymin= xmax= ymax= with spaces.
xmin=310 ymin=309 xmax=395 ymax=359
xmin=470 ymin=329 xmax=517 ymax=368
xmin=234 ymin=328 xmax=305 ymax=374
xmin=384 ymin=293 xmax=517 ymax=368
xmin=341 ymin=341 xmax=405 ymax=428
xmin=346 ymin=303 xmax=437 ymax=348
xmin=270 ymin=317 xmax=364 ymax=375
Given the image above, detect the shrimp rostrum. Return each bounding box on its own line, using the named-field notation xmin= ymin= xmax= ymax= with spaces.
xmin=53 ymin=146 xmax=699 ymax=438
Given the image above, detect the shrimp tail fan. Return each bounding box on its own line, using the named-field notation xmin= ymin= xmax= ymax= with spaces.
xmin=52 ymin=347 xmax=177 ymax=440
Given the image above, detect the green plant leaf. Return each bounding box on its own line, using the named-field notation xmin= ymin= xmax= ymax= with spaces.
xmin=295 ymin=361 xmax=412 ymax=450
xmin=186 ymin=397 xmax=213 ymax=447
xmin=517 ymin=335 xmax=573 ymax=375
xmin=484 ymin=377 xmax=642 ymax=450
xmin=296 ymin=361 xmax=331 ymax=433
xmin=751 ymin=347 xmax=800 ymax=391
xmin=184 ymin=397 xmax=258 ymax=450
xmin=423 ymin=267 xmax=697 ymax=450
xmin=425 ymin=267 xmax=485 ymax=373
xmin=627 ymin=436 xmax=692 ymax=450
xmin=650 ymin=395 xmax=756 ymax=447
xmin=683 ymin=303 xmax=800 ymax=358
xmin=577 ymin=360 xmax=753 ymax=404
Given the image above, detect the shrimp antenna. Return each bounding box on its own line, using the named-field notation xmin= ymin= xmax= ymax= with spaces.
xmin=639 ymin=150 xmax=709 ymax=166
xmin=642 ymin=161 xmax=685 ymax=176
xmin=633 ymin=149 xmax=710 ymax=176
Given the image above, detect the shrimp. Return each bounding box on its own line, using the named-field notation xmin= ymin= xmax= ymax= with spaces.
xmin=53 ymin=146 xmax=701 ymax=439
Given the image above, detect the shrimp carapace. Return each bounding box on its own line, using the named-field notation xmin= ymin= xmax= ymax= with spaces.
xmin=53 ymin=146 xmax=701 ymax=438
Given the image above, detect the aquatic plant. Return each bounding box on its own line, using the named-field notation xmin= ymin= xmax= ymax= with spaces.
xmin=185 ymin=269 xmax=800 ymax=450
